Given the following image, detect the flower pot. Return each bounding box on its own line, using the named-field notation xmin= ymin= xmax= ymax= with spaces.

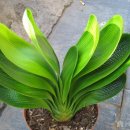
xmin=23 ymin=105 xmax=98 ymax=130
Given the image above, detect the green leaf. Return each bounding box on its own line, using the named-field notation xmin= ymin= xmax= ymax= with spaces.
xmin=0 ymin=23 xmax=57 ymax=84
xmin=61 ymin=46 xmax=78 ymax=102
xmin=22 ymin=8 xmax=60 ymax=74
xmin=71 ymin=33 xmax=130 ymax=96
xmin=78 ymin=15 xmax=123 ymax=77
xmin=0 ymin=51 xmax=55 ymax=96
xmin=0 ymin=68 xmax=53 ymax=101
xmin=71 ymin=57 xmax=130 ymax=105
xmin=74 ymin=15 xmax=99 ymax=76
xmin=85 ymin=57 xmax=130 ymax=92
xmin=0 ymin=86 xmax=50 ymax=110
xmin=75 ymin=74 xmax=126 ymax=112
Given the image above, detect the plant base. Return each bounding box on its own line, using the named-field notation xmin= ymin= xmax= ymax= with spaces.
xmin=24 ymin=105 xmax=98 ymax=130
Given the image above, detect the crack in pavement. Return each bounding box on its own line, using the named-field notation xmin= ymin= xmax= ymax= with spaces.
xmin=47 ymin=0 xmax=73 ymax=38
xmin=115 ymin=89 xmax=125 ymax=130
xmin=0 ymin=103 xmax=7 ymax=117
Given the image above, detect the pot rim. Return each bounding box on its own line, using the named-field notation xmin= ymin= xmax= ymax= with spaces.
xmin=23 ymin=104 xmax=99 ymax=130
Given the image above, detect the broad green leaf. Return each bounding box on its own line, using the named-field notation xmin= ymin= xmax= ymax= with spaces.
xmin=0 ymin=52 xmax=55 ymax=95
xmin=74 ymin=15 xmax=99 ymax=76
xmin=75 ymin=74 xmax=126 ymax=112
xmin=84 ymin=58 xmax=130 ymax=92
xmin=0 ymin=68 xmax=53 ymax=101
xmin=22 ymin=8 xmax=60 ymax=74
xmin=71 ymin=33 xmax=130 ymax=96
xmin=78 ymin=15 xmax=123 ymax=77
xmin=0 ymin=86 xmax=50 ymax=110
xmin=0 ymin=23 xmax=57 ymax=84
xmin=58 ymin=76 xmax=63 ymax=93
xmin=61 ymin=46 xmax=78 ymax=102
xmin=71 ymin=57 xmax=130 ymax=105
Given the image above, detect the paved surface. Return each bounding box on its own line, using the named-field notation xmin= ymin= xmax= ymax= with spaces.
xmin=0 ymin=0 xmax=130 ymax=130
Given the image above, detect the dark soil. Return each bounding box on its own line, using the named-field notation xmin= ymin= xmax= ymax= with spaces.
xmin=25 ymin=105 xmax=98 ymax=130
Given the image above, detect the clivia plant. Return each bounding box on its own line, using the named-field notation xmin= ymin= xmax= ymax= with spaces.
xmin=0 ymin=8 xmax=130 ymax=129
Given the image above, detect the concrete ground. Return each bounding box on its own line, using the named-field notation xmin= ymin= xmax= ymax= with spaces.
xmin=0 ymin=0 xmax=130 ymax=130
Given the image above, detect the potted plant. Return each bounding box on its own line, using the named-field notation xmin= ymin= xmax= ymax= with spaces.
xmin=0 ymin=8 xmax=130 ymax=130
